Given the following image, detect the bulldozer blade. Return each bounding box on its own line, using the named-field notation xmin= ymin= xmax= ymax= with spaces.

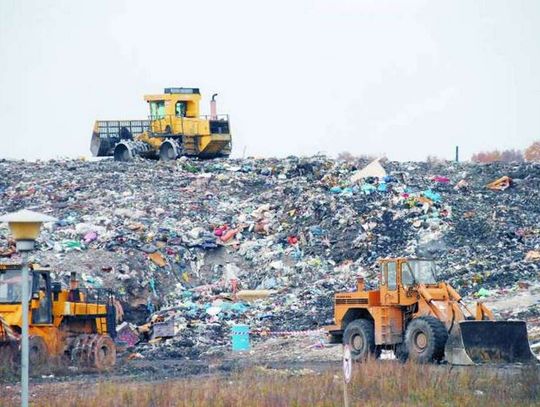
xmin=445 ymin=320 xmax=538 ymax=365
xmin=91 ymin=131 xmax=116 ymax=157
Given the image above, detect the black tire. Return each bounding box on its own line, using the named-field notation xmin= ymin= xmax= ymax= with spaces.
xmin=405 ymin=316 xmax=448 ymax=363
xmin=343 ymin=319 xmax=377 ymax=362
xmin=394 ymin=342 xmax=408 ymax=363
xmin=328 ymin=333 xmax=343 ymax=344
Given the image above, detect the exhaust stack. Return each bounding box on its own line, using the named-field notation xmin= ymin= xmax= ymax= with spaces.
xmin=210 ymin=93 xmax=218 ymax=119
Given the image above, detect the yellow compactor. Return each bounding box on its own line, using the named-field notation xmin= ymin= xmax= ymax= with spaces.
xmin=91 ymin=87 xmax=232 ymax=161
xmin=327 ymin=258 xmax=538 ymax=365
xmin=0 ymin=265 xmax=117 ymax=373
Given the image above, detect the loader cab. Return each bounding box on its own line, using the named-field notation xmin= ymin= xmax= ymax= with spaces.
xmin=400 ymin=259 xmax=438 ymax=287
xmin=379 ymin=258 xmax=438 ymax=305
xmin=380 ymin=260 xmax=399 ymax=305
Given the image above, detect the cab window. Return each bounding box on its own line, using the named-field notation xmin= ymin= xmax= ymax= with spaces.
xmin=175 ymin=101 xmax=187 ymax=117
xmin=149 ymin=101 xmax=165 ymax=119
xmin=32 ymin=272 xmax=52 ymax=324
xmin=387 ymin=262 xmax=397 ymax=290
xmin=0 ymin=270 xmax=31 ymax=303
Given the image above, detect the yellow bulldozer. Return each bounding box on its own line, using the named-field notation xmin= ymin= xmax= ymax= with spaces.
xmin=326 ymin=258 xmax=537 ymax=365
xmin=0 ymin=264 xmax=117 ymax=373
xmin=90 ymin=87 xmax=232 ymax=161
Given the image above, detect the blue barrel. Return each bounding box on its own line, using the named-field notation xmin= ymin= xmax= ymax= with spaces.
xmin=231 ymin=324 xmax=250 ymax=351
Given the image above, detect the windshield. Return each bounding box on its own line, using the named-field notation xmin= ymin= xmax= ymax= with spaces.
xmin=402 ymin=260 xmax=438 ymax=285
xmin=0 ymin=270 xmax=32 ymax=303
xmin=149 ymin=101 xmax=166 ymax=119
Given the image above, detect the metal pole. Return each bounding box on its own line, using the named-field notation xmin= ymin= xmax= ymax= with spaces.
xmin=455 ymin=146 xmax=459 ymax=163
xmin=20 ymin=254 xmax=29 ymax=407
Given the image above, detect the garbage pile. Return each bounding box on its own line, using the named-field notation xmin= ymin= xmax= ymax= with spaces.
xmin=1 ymin=156 xmax=539 ymax=359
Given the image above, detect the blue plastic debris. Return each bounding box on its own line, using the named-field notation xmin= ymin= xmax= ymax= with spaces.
xmin=422 ymin=189 xmax=442 ymax=202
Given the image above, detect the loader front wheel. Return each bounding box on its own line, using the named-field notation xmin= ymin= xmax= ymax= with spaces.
xmin=405 ymin=316 xmax=448 ymax=363
xmin=343 ymin=319 xmax=376 ymax=362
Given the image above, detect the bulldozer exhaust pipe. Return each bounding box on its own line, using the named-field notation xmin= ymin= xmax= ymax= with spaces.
xmin=210 ymin=93 xmax=218 ymax=120
xmin=445 ymin=320 xmax=538 ymax=365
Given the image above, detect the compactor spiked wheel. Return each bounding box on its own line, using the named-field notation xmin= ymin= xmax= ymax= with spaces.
xmin=159 ymin=142 xmax=178 ymax=161
xmin=70 ymin=335 xmax=90 ymax=367
xmin=89 ymin=335 xmax=116 ymax=370
xmin=405 ymin=316 xmax=448 ymax=363
xmin=113 ymin=144 xmax=133 ymax=162
xmin=343 ymin=319 xmax=378 ymax=362
xmin=70 ymin=334 xmax=116 ymax=370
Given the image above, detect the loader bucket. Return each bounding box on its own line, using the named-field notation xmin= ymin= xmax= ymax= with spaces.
xmin=445 ymin=320 xmax=538 ymax=365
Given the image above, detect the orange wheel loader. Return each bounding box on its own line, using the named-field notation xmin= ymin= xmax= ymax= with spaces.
xmin=326 ymin=258 xmax=538 ymax=365
xmin=0 ymin=264 xmax=118 ymax=374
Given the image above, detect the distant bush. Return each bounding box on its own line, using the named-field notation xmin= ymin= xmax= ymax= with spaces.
xmin=524 ymin=141 xmax=540 ymax=162
xmin=337 ymin=151 xmax=379 ymax=163
xmin=471 ymin=149 xmax=523 ymax=163
xmin=426 ymin=155 xmax=449 ymax=163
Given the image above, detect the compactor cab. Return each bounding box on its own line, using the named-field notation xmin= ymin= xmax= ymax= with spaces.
xmin=327 ymin=258 xmax=537 ymax=365
xmin=0 ymin=264 xmax=118 ymax=373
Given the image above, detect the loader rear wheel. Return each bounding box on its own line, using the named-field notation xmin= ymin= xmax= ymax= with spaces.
xmin=343 ymin=319 xmax=377 ymax=362
xmin=405 ymin=316 xmax=448 ymax=363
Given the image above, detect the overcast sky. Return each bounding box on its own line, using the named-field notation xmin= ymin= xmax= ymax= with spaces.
xmin=1 ymin=0 xmax=539 ymax=161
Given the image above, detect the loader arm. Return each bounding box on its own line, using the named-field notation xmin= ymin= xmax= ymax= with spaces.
xmin=416 ymin=284 xmax=452 ymax=323
xmin=475 ymin=302 xmax=494 ymax=321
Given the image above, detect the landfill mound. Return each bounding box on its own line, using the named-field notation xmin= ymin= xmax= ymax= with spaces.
xmin=1 ymin=157 xmax=539 ymax=360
